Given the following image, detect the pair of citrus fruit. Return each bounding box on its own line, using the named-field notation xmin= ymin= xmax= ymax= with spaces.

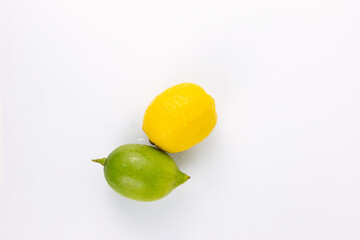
xmin=93 ymin=83 xmax=217 ymax=201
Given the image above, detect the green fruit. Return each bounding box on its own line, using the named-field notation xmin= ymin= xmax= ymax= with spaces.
xmin=93 ymin=144 xmax=190 ymax=202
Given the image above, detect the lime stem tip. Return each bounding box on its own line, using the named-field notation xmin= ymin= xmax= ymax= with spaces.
xmin=92 ymin=158 xmax=107 ymax=166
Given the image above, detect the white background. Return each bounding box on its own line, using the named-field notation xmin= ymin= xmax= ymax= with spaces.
xmin=1 ymin=0 xmax=360 ymax=239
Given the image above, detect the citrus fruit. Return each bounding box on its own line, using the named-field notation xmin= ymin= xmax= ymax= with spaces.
xmin=143 ymin=83 xmax=217 ymax=153
xmin=93 ymin=144 xmax=190 ymax=202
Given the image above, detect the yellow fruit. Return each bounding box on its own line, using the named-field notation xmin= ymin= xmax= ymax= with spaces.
xmin=143 ymin=83 xmax=217 ymax=153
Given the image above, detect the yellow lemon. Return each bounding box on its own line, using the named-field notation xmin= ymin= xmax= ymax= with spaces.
xmin=143 ymin=83 xmax=217 ymax=153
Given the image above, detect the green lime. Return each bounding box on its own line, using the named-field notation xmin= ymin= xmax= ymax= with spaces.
xmin=93 ymin=144 xmax=190 ymax=202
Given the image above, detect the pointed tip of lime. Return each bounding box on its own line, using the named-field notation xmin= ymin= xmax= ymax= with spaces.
xmin=92 ymin=158 xmax=107 ymax=166
xmin=175 ymin=172 xmax=190 ymax=187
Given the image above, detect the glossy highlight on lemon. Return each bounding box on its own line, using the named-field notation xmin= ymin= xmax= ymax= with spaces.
xmin=143 ymin=83 xmax=217 ymax=153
